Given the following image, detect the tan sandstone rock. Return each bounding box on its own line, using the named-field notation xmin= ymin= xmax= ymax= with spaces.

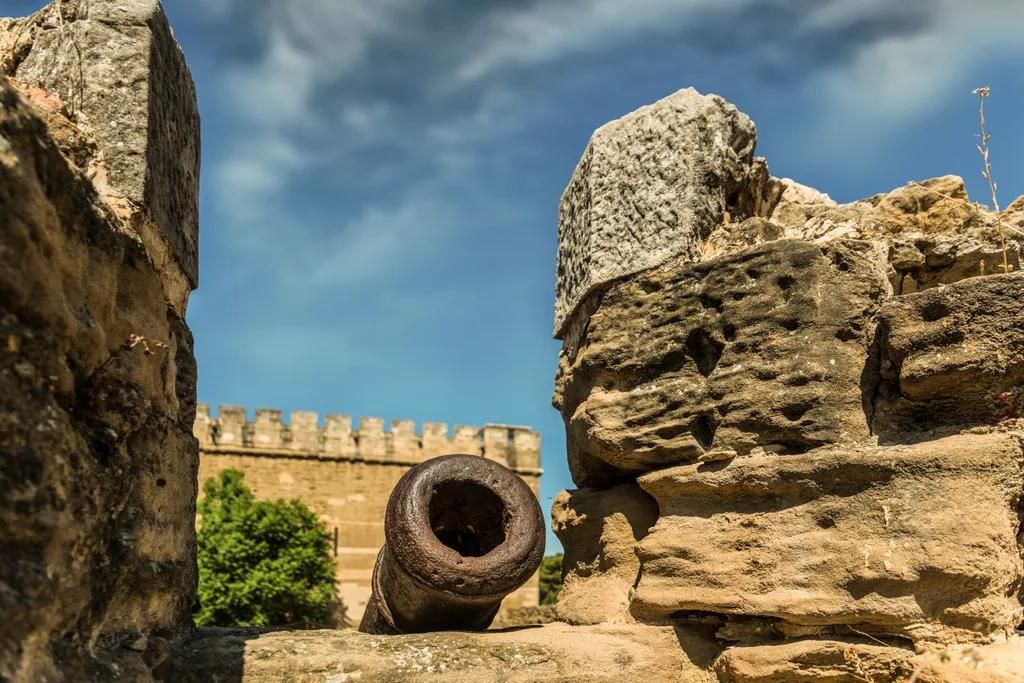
xmin=911 ymin=638 xmax=1024 ymax=683
xmin=0 ymin=2 xmax=199 ymax=677
xmin=551 ymin=484 xmax=659 ymax=625
xmin=2 ymin=0 xmax=201 ymax=313
xmin=554 ymin=238 xmax=889 ymax=486
xmin=631 ymin=432 xmax=1024 ymax=644
xmin=867 ymin=272 xmax=1024 ymax=439
xmin=767 ymin=175 xmax=1023 ymax=294
xmin=160 ymin=624 xmax=716 ymax=683
xmin=554 ymin=87 xmax=764 ymax=339
xmin=716 ymin=637 xmax=1024 ymax=683
xmin=714 ymin=639 xmax=916 ymax=682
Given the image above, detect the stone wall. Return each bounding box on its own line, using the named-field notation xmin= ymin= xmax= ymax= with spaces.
xmin=551 ymin=88 xmax=1024 ymax=677
xmin=0 ymin=1 xmax=199 ymax=680
xmin=195 ymin=405 xmax=543 ymax=622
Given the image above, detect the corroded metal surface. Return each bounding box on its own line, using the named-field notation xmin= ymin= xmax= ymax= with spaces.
xmin=359 ymin=454 xmax=545 ymax=634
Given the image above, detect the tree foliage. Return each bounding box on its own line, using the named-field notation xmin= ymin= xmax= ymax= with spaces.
xmin=196 ymin=469 xmax=340 ymax=628
xmin=539 ymin=553 xmax=563 ymax=606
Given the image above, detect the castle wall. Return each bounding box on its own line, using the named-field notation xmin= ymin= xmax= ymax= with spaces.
xmin=195 ymin=405 xmax=543 ymax=622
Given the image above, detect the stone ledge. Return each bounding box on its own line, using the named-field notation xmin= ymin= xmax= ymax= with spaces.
xmin=159 ymin=624 xmax=714 ymax=682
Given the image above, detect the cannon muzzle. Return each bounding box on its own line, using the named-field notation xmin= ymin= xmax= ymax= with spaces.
xmin=358 ymin=454 xmax=545 ymax=634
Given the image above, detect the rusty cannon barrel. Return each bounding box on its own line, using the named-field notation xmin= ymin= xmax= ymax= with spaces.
xmin=359 ymin=454 xmax=545 ymax=634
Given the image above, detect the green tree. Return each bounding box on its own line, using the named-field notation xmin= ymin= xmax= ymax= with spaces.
xmin=539 ymin=553 xmax=563 ymax=606
xmin=196 ymin=469 xmax=340 ymax=628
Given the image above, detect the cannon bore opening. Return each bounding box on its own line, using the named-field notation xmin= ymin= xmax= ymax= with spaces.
xmin=429 ymin=480 xmax=507 ymax=557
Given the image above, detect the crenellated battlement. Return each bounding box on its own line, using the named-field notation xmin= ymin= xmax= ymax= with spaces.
xmin=194 ymin=404 xmax=543 ymax=472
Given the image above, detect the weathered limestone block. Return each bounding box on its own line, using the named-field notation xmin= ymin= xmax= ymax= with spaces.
xmin=631 ymin=433 xmax=1024 ymax=644
xmin=715 ymin=637 xmax=1024 ymax=683
xmin=767 ymin=175 xmax=1023 ymax=294
xmin=0 ymin=3 xmax=199 ymax=676
xmin=867 ymin=272 xmax=1024 ymax=439
xmin=551 ymin=484 xmax=658 ymax=625
xmin=2 ymin=0 xmax=201 ymax=313
xmin=911 ymin=638 xmax=1024 ymax=683
xmin=714 ymin=640 xmax=915 ymax=683
xmin=554 ymin=239 xmax=889 ymax=486
xmin=160 ymin=624 xmax=715 ymax=683
xmin=554 ymin=87 xmax=763 ymax=338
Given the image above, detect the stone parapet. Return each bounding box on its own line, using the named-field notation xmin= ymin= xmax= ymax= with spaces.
xmin=194 ymin=404 xmax=543 ymax=472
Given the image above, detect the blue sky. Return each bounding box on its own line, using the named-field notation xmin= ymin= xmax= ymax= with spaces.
xmin=4 ymin=0 xmax=1023 ymax=550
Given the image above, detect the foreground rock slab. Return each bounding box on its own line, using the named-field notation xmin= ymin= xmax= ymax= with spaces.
xmin=632 ymin=432 xmax=1024 ymax=644
xmin=160 ymin=624 xmax=715 ymax=683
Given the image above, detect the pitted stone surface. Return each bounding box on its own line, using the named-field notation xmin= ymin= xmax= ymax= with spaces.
xmin=554 ymin=87 xmax=760 ymax=338
xmin=547 ymin=86 xmax=1024 ymax=679
xmin=631 ymin=432 xmax=1024 ymax=644
xmin=554 ymin=239 xmax=889 ymax=486
xmin=868 ymin=272 xmax=1024 ymax=439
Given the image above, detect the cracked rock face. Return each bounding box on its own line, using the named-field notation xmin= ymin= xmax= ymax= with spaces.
xmin=0 ymin=1 xmax=199 ymax=677
xmin=713 ymin=640 xmax=917 ymax=683
xmin=554 ymin=239 xmax=889 ymax=487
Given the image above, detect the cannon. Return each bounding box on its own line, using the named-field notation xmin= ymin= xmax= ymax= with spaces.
xmin=358 ymin=454 xmax=545 ymax=634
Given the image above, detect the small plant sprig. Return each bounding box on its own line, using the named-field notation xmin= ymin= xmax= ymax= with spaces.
xmin=128 ymin=334 xmax=168 ymax=355
xmin=971 ymin=86 xmax=1010 ymax=273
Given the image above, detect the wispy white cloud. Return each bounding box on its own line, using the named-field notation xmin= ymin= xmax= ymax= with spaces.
xmin=209 ymin=0 xmax=432 ymax=222
xmin=452 ymin=0 xmax=751 ymax=85
xmin=802 ymin=0 xmax=1023 ymax=155
xmin=201 ymin=0 xmax=1024 ymax=281
xmin=217 ymin=136 xmax=307 ymax=198
xmin=306 ymin=186 xmax=461 ymax=288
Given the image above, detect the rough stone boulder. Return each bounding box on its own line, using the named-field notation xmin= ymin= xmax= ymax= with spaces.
xmin=0 ymin=1 xmax=199 ymax=679
xmin=551 ymin=484 xmax=658 ymax=625
xmin=554 ymin=239 xmax=889 ymax=486
xmin=160 ymin=624 xmax=716 ymax=683
xmin=631 ymin=432 xmax=1024 ymax=644
xmin=554 ymin=87 xmax=770 ymax=339
xmin=867 ymin=272 xmax=1024 ymax=439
